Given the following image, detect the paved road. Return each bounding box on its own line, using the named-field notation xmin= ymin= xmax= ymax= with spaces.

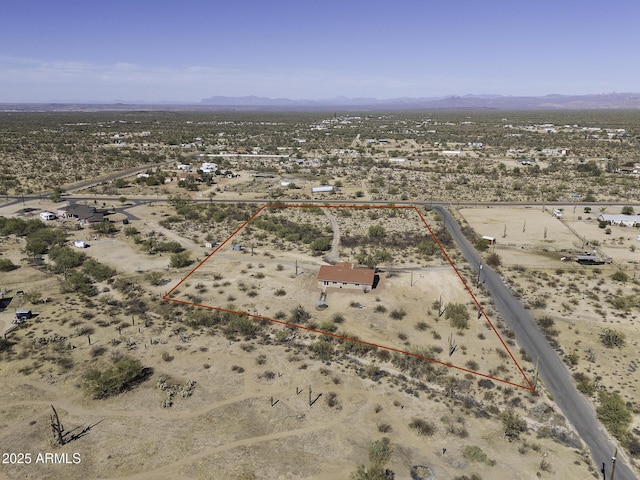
xmin=434 ymin=205 xmax=635 ymax=480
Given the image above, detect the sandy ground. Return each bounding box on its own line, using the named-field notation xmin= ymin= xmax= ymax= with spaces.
xmin=0 ymin=204 xmax=607 ymax=479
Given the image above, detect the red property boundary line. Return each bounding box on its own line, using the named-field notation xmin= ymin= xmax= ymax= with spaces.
xmin=163 ymin=203 xmax=534 ymax=391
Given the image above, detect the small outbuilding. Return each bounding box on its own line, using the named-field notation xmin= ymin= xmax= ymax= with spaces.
xmin=15 ymin=309 xmax=32 ymax=321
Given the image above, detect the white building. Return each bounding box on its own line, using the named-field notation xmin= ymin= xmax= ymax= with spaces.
xmin=201 ymin=162 xmax=218 ymax=173
xmin=598 ymin=214 xmax=640 ymax=227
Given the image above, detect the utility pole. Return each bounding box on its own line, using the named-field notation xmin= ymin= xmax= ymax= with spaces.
xmin=476 ymin=263 xmax=483 ymax=288
xmin=533 ymin=357 xmax=539 ymax=391
xmin=611 ymin=448 xmax=618 ymax=480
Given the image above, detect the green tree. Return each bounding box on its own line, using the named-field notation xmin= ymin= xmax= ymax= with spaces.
xmin=48 ymin=245 xmax=86 ymax=276
xmin=621 ymin=205 xmax=634 ymax=215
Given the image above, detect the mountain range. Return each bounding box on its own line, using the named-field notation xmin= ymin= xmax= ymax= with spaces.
xmin=199 ymin=93 xmax=640 ymax=110
xmin=4 ymin=93 xmax=640 ymax=112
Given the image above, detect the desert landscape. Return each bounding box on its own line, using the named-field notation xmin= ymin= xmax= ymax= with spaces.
xmin=1 ymin=109 xmax=639 ymax=480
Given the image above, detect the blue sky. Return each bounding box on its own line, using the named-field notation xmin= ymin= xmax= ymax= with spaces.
xmin=1 ymin=0 xmax=639 ymax=102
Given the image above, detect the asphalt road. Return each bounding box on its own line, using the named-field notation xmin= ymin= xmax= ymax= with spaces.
xmin=434 ymin=205 xmax=635 ymax=480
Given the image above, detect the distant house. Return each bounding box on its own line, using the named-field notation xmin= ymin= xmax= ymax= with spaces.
xmin=598 ymin=214 xmax=640 ymax=227
xmin=58 ymin=204 xmax=110 ymax=225
xmin=311 ymin=185 xmax=334 ymax=194
xmin=201 ymin=162 xmax=218 ymax=173
xmin=317 ymin=262 xmax=375 ymax=291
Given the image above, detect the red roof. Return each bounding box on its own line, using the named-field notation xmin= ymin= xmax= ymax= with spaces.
xmin=317 ymin=262 xmax=375 ymax=286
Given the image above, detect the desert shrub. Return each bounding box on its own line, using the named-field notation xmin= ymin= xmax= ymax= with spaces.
xmin=82 ymin=258 xmax=116 ymax=282
xmin=573 ymin=372 xmax=596 ymax=396
xmin=290 ymin=305 xmax=311 ymax=324
xmin=600 ymin=328 xmax=625 ymax=348
xmin=318 ymin=320 xmax=338 ymax=333
xmin=446 ymin=303 xmax=469 ymax=330
xmin=145 ymin=271 xmax=164 ymax=285
xmin=0 ymin=337 xmax=16 ymax=358
xmin=310 ymin=237 xmax=331 ymax=252
xmin=224 ymin=314 xmax=261 ymax=337
xmin=626 ymin=435 xmax=640 ymax=458
xmin=325 ymin=392 xmax=340 ymax=408
xmin=597 ymin=390 xmax=631 ymax=440
xmin=350 ymin=437 xmax=393 ymax=480
xmin=486 ymin=252 xmax=501 ymax=267
xmin=90 ymin=345 xmax=107 ymax=357
xmin=274 ymin=288 xmax=286 ymax=296
xmin=466 ymin=360 xmax=479 ymax=371
xmin=23 ymin=290 xmax=43 ymax=304
xmin=409 ymin=418 xmax=437 ymax=437
xmin=377 ymin=423 xmax=392 ymax=433
xmin=417 ymin=239 xmax=438 ymax=257
xmin=499 ymin=409 xmax=527 ymax=440
xmin=312 ymin=337 xmax=333 ymax=361
xmin=161 ymin=351 xmax=174 ymax=362
xmin=463 ymin=445 xmax=496 ymax=466
xmin=389 ymin=308 xmax=406 ymax=320
xmin=0 ymin=259 xmax=18 ymax=271
xmin=123 ymin=226 xmax=139 ymax=237
xmin=169 ymin=252 xmax=192 ymax=268
xmin=530 ymin=296 xmax=547 ymax=309
xmin=84 ymin=356 xmax=146 ymax=399
xmin=368 ymin=224 xmax=386 ymax=238
xmin=611 ymin=270 xmax=628 ymax=282
xmin=474 ymin=239 xmax=489 ymax=251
